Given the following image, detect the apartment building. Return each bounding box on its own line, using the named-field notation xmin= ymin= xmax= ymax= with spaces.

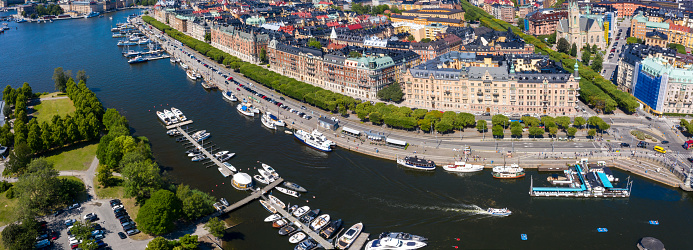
xmin=633 ymin=57 xmax=693 ymax=114
xmin=524 ymin=9 xmax=567 ymax=35
xmin=400 ymin=8 xmax=465 ymax=20
xmin=211 ymin=25 xmax=272 ymax=64
xmin=616 ymin=43 xmax=676 ymax=93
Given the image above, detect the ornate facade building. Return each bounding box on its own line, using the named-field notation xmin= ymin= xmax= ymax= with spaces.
xmin=556 ymin=1 xmax=606 ymax=51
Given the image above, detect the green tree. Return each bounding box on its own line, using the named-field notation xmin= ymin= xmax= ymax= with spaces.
xmin=588 ymin=129 xmax=596 ymax=138
xmin=147 ymin=237 xmax=173 ymax=250
xmin=136 ymin=189 xmax=182 ymax=235
xmin=259 ymin=48 xmax=267 ymax=63
xmin=592 ymin=44 xmax=598 ymax=53
xmin=4 ymin=142 xmax=31 ymax=176
xmin=518 ymin=18 xmax=524 ymax=30
xmin=1 ymin=220 xmax=39 ymax=250
xmin=574 ymin=117 xmax=586 ymax=129
xmin=204 ymin=217 xmax=226 ymax=238
xmin=14 ymin=158 xmax=62 ymax=217
xmin=2 ymin=103 xmax=11 ymax=118
xmin=511 ymin=125 xmax=523 ymax=138
xmin=591 ymin=54 xmax=603 ymax=73
xmin=557 ymin=38 xmax=570 ymax=53
xmin=491 ymin=114 xmax=509 ymax=128
xmin=178 ymin=234 xmax=199 ymax=250
xmin=540 ymin=116 xmax=556 ymax=128
xmin=587 ymin=116 xmax=604 ymax=128
xmin=549 ymin=127 xmax=558 ymax=138
xmin=122 ymin=159 xmax=163 ymax=203
xmin=420 ymin=38 xmax=432 ymax=43
xmin=348 ymin=51 xmax=362 ymax=58
xmin=570 ymin=43 xmax=578 ymax=57
xmin=20 ymin=82 xmax=32 ymax=99
xmin=581 ymin=49 xmax=591 ymax=66
xmin=435 ymin=119 xmax=453 ymax=133
xmin=204 ymin=33 xmax=211 ymax=42
xmin=176 ymin=184 xmax=215 ymax=221
xmin=455 ymin=113 xmax=476 ymax=130
xmin=555 ymin=116 xmax=571 ymax=130
xmin=406 ymin=35 xmax=415 ymax=41
xmin=567 ymin=127 xmax=577 ymax=137
xmin=369 ymin=112 xmax=383 ymax=125
xmin=27 ymin=120 xmax=42 ymax=153
xmin=52 ymin=67 xmax=70 ymax=92
xmin=522 ymin=116 xmax=540 ymax=127
xmin=476 ymin=119 xmax=487 ymax=132
xmin=13 ymin=120 xmax=28 ymax=146
xmin=40 ymin=121 xmax=52 ymax=150
xmin=492 ymin=125 xmax=504 ymax=138
xmin=307 ymin=38 xmax=322 ymax=49
xmin=377 ymin=83 xmax=404 ymax=102
xmin=529 ymin=127 xmax=544 ymax=138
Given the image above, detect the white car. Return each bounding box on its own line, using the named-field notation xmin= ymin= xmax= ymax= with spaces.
xmin=69 ymin=238 xmax=81 ymax=245
xmin=112 ymin=205 xmax=124 ymax=210
xmin=64 ymin=219 xmax=76 ymax=226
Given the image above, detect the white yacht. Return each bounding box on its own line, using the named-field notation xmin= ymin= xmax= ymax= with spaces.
xmin=261 ymin=163 xmax=279 ymax=179
xmin=261 ymin=113 xmax=276 ymax=130
xmin=294 ymin=129 xmax=332 ymax=152
xmin=336 ymin=223 xmax=363 ymax=249
xmin=156 ymin=111 xmax=171 ymax=125
xmin=365 ymin=237 xmax=427 ymax=250
xmin=237 ymin=104 xmax=255 ymax=117
xmin=222 ymin=91 xmax=238 ymax=102
xmin=442 ymin=162 xmax=484 ymax=173
xmin=223 ymin=162 xmax=237 ymax=172
xmin=171 ymin=107 xmax=186 ymax=121
xmin=484 ymin=207 xmax=512 ymax=216
xmin=163 ymin=109 xmax=178 ymax=124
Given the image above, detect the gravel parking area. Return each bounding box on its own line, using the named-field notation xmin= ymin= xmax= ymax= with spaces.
xmin=50 ymin=199 xmax=150 ymax=250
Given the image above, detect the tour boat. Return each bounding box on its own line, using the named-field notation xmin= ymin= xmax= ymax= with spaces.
xmin=171 ymin=107 xmax=186 ymax=121
xmin=292 ymin=206 xmax=310 ymax=217
xmin=336 ymin=223 xmax=364 ymax=249
xmin=223 ymin=162 xmax=237 ymax=172
xmin=217 ymin=167 xmax=231 ymax=177
xmin=294 ymin=129 xmax=332 ymax=152
xmin=283 ymin=182 xmax=308 ymax=192
xmin=289 ymin=232 xmax=307 ymax=244
xmin=222 ymin=91 xmax=238 ymax=102
xmin=278 ymin=224 xmax=297 ymax=236
xmin=378 ymin=232 xmax=428 ymax=242
xmin=259 ymin=200 xmax=277 ymax=213
xmin=311 ymin=130 xmax=335 ymax=146
xmin=254 ymin=174 xmax=270 ymax=185
xmin=156 ymin=111 xmax=171 ymax=125
xmin=264 ymin=214 xmax=281 ymax=222
xmin=442 ymin=162 xmax=484 ymax=173
xmin=397 ymin=156 xmax=435 ymax=171
xmin=164 ymin=109 xmax=179 ymax=124
xmin=299 ymin=209 xmax=321 ymax=224
xmin=273 ymin=218 xmax=288 ymax=228
xmin=484 ymin=208 xmax=512 ymax=216
xmin=275 ymin=187 xmax=300 ymax=198
xmin=492 ymin=164 xmax=525 ymax=179
xmin=261 ymin=163 xmax=280 ymax=179
xmin=267 ymin=195 xmax=286 ymax=209
xmin=319 ymin=219 xmax=342 ymax=239
xmin=237 ymin=104 xmax=255 ymax=117
xmin=186 ymin=70 xmax=197 ymax=80
xmin=261 ymin=113 xmax=277 ymax=130
xmin=365 ymin=237 xmax=427 ymax=250
xmin=127 ymin=55 xmax=148 ymax=64
xmin=295 ymin=239 xmax=318 ymax=250
xmin=310 ymin=214 xmax=330 ymax=231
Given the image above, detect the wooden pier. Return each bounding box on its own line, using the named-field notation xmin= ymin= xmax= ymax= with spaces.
xmin=263 ymin=195 xmax=335 ymax=250
xmin=218 ymin=178 xmax=284 ymax=214
xmin=166 ymin=120 xmax=193 ymax=130
xmin=348 ymin=232 xmax=370 ymax=250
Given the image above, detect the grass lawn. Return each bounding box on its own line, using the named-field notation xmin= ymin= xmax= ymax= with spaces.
xmin=44 ymin=142 xmax=97 ymax=171
xmin=94 ymin=175 xmax=124 ymax=199
xmin=32 ymin=97 xmax=76 ymax=124
xmin=0 ymin=191 xmax=18 ymax=227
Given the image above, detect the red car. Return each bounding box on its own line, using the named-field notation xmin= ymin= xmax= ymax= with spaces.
xmin=227 ymin=76 xmax=233 ymax=81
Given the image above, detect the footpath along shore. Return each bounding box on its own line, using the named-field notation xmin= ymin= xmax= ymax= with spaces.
xmin=137 ymin=16 xmax=687 ymax=189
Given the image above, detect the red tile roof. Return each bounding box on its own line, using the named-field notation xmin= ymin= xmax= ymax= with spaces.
xmin=347 ymin=23 xmax=362 ymax=30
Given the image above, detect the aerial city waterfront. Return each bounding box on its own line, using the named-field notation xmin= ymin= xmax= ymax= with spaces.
xmin=0 ymin=0 xmax=693 ymax=249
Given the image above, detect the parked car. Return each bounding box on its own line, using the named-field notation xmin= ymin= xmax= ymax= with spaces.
xmin=109 ymin=199 xmax=121 ymax=207
xmin=68 ymin=203 xmax=80 ymax=210
xmin=620 ymin=143 xmax=630 ymax=147
xmin=118 ymin=232 xmax=127 ymax=239
xmin=123 ymin=224 xmax=136 ymax=231
xmin=64 ymin=219 xmax=76 ymax=226
xmin=119 ymin=217 xmax=131 ymax=223
xmin=93 ymin=234 xmax=105 ymax=240
xmin=112 ymin=205 xmax=124 ymax=211
xmin=126 ymin=229 xmax=141 ymax=236
xmin=84 ymin=213 xmax=97 ymax=221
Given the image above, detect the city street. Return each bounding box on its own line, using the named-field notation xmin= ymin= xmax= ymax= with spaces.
xmin=602 ymin=18 xmax=631 ymax=81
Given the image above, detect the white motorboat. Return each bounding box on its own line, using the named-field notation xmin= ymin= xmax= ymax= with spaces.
xmin=186 ymin=70 xmax=196 ymax=80
xmin=249 ymin=104 xmax=260 ymax=114
xmin=191 ymin=130 xmax=206 ymax=137
xmin=261 ymin=113 xmax=277 ymax=130
xmin=396 ymin=156 xmax=435 ymax=171
xmin=275 ymin=187 xmax=300 ymax=198
xmin=237 ymin=104 xmax=255 ymax=117
xmin=442 ymin=162 xmax=484 ymax=173
xmin=258 ymin=169 xmax=276 ymax=183
xmin=264 ymin=214 xmax=281 ymax=222
xmin=285 ymin=130 xmax=293 ymax=135
xmin=484 ymin=208 xmax=512 ymax=216
xmin=294 ymin=129 xmax=332 ymax=152
xmin=181 ymin=63 xmax=189 ymax=69
xmin=171 ymin=107 xmax=186 ymax=121
xmin=259 ymin=200 xmax=277 ymax=214
xmin=191 ymin=154 xmax=207 ymax=162
xmin=217 ymin=153 xmax=234 ymax=162
xmin=378 ymin=232 xmax=428 ymax=242
xmin=365 ymin=237 xmax=427 ymax=250
xmin=254 ymin=175 xmax=270 ymax=185
xmin=261 ymin=163 xmax=280 ymax=179
xmin=156 ymin=111 xmax=171 ymax=125
xmin=220 ymin=198 xmax=229 ymax=206
xmin=292 ymin=206 xmax=310 ymax=217
xmin=267 ymin=195 xmax=286 ymax=209
xmin=223 ymin=91 xmax=238 ymax=102
xmin=170 ymin=57 xmax=177 ymax=63
xmin=166 ymin=129 xmax=180 ymax=136
xmin=310 ymin=214 xmax=330 ymax=231
xmin=164 ymin=109 xmax=179 ymax=124
xmin=192 ymin=132 xmax=211 ymax=142
xmin=273 ymin=218 xmax=288 ymax=228
xmin=223 ymin=162 xmax=237 ymax=172
xmin=214 ymin=151 xmax=230 ymax=158
xmin=336 ymin=223 xmax=364 ymax=249
xmin=283 ymin=182 xmax=308 ymax=192
xmin=289 ymin=232 xmax=307 ymax=244
xmin=266 ymin=112 xmax=285 ymax=127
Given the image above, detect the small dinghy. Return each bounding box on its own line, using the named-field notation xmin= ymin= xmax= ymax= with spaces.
xmin=254 ymin=175 xmax=270 ymax=185
xmin=259 ymin=200 xmax=277 ymax=214
xmin=292 ymin=206 xmax=310 ymax=217
xmin=289 ymin=232 xmax=307 ymax=244
xmin=275 ymin=187 xmax=300 ymax=198
xmin=273 ymin=218 xmax=288 ymax=228
xmin=268 ymin=195 xmax=286 ymax=209
xmin=283 ymin=182 xmax=308 ymax=192
xmin=264 ymin=214 xmax=282 ymax=222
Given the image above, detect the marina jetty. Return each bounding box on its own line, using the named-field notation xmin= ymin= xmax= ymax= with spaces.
xmin=530 ymin=160 xmax=633 ymax=198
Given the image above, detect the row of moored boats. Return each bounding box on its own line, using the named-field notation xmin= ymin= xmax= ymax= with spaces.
xmin=396 ymin=156 xmax=526 ymax=178
xmin=156 ymin=107 xmax=187 ymax=126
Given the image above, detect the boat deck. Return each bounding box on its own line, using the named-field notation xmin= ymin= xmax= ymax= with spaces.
xmin=264 ymin=196 xmax=335 ymax=249
xmin=348 ymin=232 xmax=370 ymax=250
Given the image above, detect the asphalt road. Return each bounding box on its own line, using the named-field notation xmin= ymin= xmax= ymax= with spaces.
xmin=602 ymin=19 xmax=631 ymax=81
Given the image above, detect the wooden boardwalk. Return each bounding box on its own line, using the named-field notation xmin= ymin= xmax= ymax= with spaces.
xmin=263 ymin=196 xmax=335 ymax=249
xmin=166 ymin=120 xmax=193 ymax=130
xmin=219 ymin=178 xmax=284 ymax=214
xmin=348 ymin=232 xmax=370 ymax=250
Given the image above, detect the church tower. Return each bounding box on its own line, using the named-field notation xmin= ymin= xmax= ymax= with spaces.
xmin=568 ymin=1 xmax=580 ymax=44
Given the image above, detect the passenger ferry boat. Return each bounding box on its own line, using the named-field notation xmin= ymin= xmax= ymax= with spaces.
xmin=492 ymin=164 xmax=525 ymax=179
xmin=396 ymin=156 xmax=435 ymax=171
xmin=294 ymin=129 xmax=332 ymax=152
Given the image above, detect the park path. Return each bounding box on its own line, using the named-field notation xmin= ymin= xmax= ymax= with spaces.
xmin=38 ymin=96 xmax=69 ymax=101
xmin=59 ymin=156 xmax=98 ymax=198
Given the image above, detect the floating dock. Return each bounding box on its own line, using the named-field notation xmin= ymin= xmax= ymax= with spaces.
xmin=165 ymin=120 xmax=193 ymax=130
xmin=348 ymin=232 xmax=370 ymax=250
xmin=217 ymin=178 xmax=284 ymax=214
xmin=529 ymin=164 xmax=632 ymax=198
xmin=263 ymin=196 xmax=335 ymax=249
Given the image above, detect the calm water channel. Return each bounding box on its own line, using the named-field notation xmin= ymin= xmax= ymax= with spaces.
xmin=1 ymin=9 xmax=692 ymax=249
